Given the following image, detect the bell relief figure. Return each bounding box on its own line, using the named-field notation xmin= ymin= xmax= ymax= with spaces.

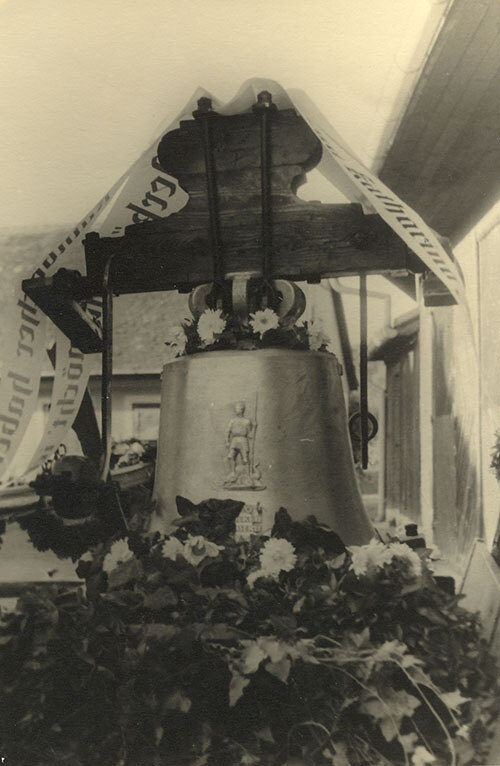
xmin=223 ymin=400 xmax=265 ymax=490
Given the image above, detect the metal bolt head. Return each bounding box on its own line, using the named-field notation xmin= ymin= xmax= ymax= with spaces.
xmin=193 ymin=97 xmax=213 ymax=119
xmin=253 ymin=90 xmax=277 ymax=112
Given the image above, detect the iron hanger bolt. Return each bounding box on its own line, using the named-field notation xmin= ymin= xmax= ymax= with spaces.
xmin=252 ymin=90 xmax=278 ymax=113
xmin=193 ymin=97 xmax=215 ymax=120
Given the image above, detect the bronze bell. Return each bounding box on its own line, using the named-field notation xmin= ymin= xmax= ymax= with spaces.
xmin=152 ymin=347 xmax=375 ymax=545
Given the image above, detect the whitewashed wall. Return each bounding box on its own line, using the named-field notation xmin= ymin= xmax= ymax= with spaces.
xmin=418 ymin=205 xmax=500 ymax=560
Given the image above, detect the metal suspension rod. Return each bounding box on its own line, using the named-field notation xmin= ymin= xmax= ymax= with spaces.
xmin=193 ymin=98 xmax=224 ymax=301
xmin=253 ymin=91 xmax=277 ymax=304
xmin=359 ymin=273 xmax=369 ymax=469
xmin=100 ymin=254 xmax=116 ymax=481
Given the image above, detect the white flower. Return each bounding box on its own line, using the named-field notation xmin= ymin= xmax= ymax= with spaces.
xmin=197 ymin=309 xmax=226 ymax=344
xmin=411 ymin=746 xmax=436 ymax=766
xmin=128 ymin=441 xmax=145 ymax=457
xmin=259 ymin=538 xmax=297 ymax=576
xmin=164 ymin=325 xmax=187 ymax=357
xmin=386 ymin=542 xmax=422 ymax=578
xmin=161 ymin=536 xmax=186 ymax=561
xmin=102 ymin=539 xmax=133 ymax=574
xmin=249 ymin=308 xmax=279 ymax=339
xmin=182 ymin=535 xmax=224 ymax=566
xmin=307 ymin=320 xmax=330 ymax=351
xmin=456 ymin=724 xmax=470 ymax=740
xmin=348 ymin=538 xmax=393 ymax=576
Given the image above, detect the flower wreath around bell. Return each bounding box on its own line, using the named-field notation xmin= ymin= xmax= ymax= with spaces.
xmin=164 ymin=307 xmax=332 ymax=360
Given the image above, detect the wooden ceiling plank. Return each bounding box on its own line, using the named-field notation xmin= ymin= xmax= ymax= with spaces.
xmin=399 ymin=15 xmax=500 ymax=184
xmin=381 ymin=0 xmax=491 ymax=181
xmin=426 ymin=160 xmax=500 ymax=243
xmin=416 ymin=28 xmax=500 ymax=185
xmin=413 ymin=72 xmax=500 ymax=235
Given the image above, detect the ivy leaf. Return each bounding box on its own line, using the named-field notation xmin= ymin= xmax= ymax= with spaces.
xmin=155 ymin=725 xmax=164 ymax=746
xmin=270 ymin=614 xmax=297 ymax=637
xmin=271 ymin=507 xmax=293 ymax=538
xmin=323 ymin=742 xmax=350 ymax=766
xmin=454 ymin=738 xmax=476 ymax=764
xmin=340 ymin=696 xmax=357 ymax=712
xmin=197 ymin=623 xmax=245 ymax=641
xmin=108 ymin=557 xmax=143 ymax=589
xmin=165 ymin=690 xmax=192 ymax=713
xmin=229 ymin=672 xmax=250 ymax=707
xmin=372 ymin=639 xmax=406 ymax=662
xmin=176 ymin=496 xmax=199 ymax=517
xmin=361 ymin=689 xmax=421 ymax=742
xmin=72 ymin=647 xmax=95 ymax=667
xmin=143 ymin=585 xmax=177 ymax=610
xmin=350 ymin=627 xmax=370 ymax=648
xmin=142 ymin=624 xmax=179 ymax=641
xmin=293 ymin=596 xmax=306 ymax=613
xmin=400 ymin=732 xmax=418 ymax=753
xmin=265 ymin=658 xmax=291 ymax=683
xmin=241 ymin=642 xmax=267 ymax=674
xmin=255 ymin=727 xmax=275 ymax=743
xmin=401 ymin=653 xmax=423 ymax=669
xmin=417 ymin=607 xmax=448 ymax=627
xmin=411 ymin=745 xmax=436 ymax=765
xmin=441 ymin=690 xmax=471 ymax=711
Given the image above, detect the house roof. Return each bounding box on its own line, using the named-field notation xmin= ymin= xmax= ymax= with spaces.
xmin=368 ymin=308 xmax=419 ymax=362
xmin=1 ymin=228 xmax=358 ymax=379
xmin=378 ymin=0 xmax=500 ymax=245
xmin=0 ymin=227 xmax=190 ymax=375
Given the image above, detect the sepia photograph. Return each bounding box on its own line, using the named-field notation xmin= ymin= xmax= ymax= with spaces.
xmin=0 ymin=0 xmax=499 ymax=763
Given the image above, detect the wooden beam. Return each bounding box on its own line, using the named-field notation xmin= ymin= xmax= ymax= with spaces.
xmin=80 ymin=205 xmax=418 ymax=294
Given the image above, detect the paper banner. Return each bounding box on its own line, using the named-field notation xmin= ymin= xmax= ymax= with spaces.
xmin=288 ymin=88 xmax=465 ymax=304
xmin=0 ymin=190 xmax=114 ymax=481
xmin=14 ymin=91 xmax=206 ymax=478
xmin=25 ymin=330 xmax=92 ymax=473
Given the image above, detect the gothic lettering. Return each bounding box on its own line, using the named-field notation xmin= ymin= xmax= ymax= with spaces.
xmin=0 ymin=414 xmax=19 ymax=436
xmin=7 ymin=371 xmax=32 ymax=397
xmin=8 ymin=395 xmax=24 ymax=418
xmin=126 ymin=203 xmax=163 ymax=224
xmin=17 ymin=299 xmax=40 ymax=328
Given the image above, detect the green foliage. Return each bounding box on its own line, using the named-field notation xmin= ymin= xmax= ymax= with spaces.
xmin=18 ymin=485 xmax=153 ymax=561
xmin=490 ymin=430 xmax=500 ymax=481
xmin=0 ymin=498 xmax=498 ymax=766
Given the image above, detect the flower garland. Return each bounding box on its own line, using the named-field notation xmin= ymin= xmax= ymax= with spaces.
xmin=490 ymin=430 xmax=500 ymax=482
xmin=0 ymin=496 xmax=498 ymax=766
xmin=164 ymin=308 xmax=331 ymax=360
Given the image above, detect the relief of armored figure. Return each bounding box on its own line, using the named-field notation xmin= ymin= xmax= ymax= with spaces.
xmin=224 ymin=400 xmax=265 ymax=489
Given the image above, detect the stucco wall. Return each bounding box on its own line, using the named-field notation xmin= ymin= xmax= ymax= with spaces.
xmin=417 ymin=203 xmax=500 ymax=565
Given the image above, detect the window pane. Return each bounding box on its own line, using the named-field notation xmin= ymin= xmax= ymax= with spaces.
xmin=132 ymin=404 xmax=160 ymax=441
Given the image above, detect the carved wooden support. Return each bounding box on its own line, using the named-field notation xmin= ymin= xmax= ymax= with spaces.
xmin=22 ymin=100 xmax=430 ymax=353
xmin=81 ymin=104 xmax=421 ymax=293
